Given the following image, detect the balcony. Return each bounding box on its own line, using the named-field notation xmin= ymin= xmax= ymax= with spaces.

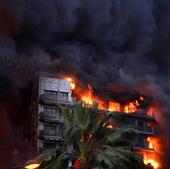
xmin=39 ymin=130 xmax=63 ymax=141
xmin=133 ymin=144 xmax=155 ymax=151
xmin=136 ymin=126 xmax=155 ymax=135
xmin=39 ymin=112 xmax=64 ymax=124
xmin=38 ymin=141 xmax=60 ymax=153
xmin=132 ymin=137 xmax=155 ymax=151
xmin=118 ymin=123 xmax=155 ymax=135
xmin=39 ymin=94 xmax=74 ymax=105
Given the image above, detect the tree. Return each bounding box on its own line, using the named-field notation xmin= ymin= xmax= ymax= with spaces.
xmin=35 ymin=102 xmax=144 ymax=169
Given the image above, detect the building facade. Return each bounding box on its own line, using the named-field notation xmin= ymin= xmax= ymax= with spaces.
xmin=33 ymin=73 xmax=158 ymax=167
xmin=36 ymin=74 xmax=74 ymax=153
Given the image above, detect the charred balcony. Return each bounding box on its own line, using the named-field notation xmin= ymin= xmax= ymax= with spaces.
xmin=94 ymin=89 xmax=152 ymax=104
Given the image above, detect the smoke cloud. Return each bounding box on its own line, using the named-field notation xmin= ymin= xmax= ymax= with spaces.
xmin=0 ymin=0 xmax=170 ymax=168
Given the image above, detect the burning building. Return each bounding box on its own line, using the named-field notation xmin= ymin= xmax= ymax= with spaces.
xmin=0 ymin=1 xmax=169 ymax=169
xmin=31 ymin=73 xmax=160 ymax=169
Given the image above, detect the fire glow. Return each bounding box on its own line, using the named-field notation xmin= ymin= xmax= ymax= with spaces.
xmin=79 ymin=84 xmax=143 ymax=113
xmin=142 ymin=151 xmax=160 ymax=169
xmin=65 ymin=77 xmax=76 ymax=90
xmin=66 ymin=77 xmax=161 ymax=169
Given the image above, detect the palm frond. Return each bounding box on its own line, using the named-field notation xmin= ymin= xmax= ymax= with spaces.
xmin=92 ymin=145 xmax=143 ymax=169
xmin=107 ymin=128 xmax=137 ymax=145
xmin=37 ymin=149 xmax=57 ymax=162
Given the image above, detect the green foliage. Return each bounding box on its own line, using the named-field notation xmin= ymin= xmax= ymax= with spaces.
xmin=33 ymin=102 xmax=144 ymax=169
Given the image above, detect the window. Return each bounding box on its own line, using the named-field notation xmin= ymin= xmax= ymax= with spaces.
xmin=43 ymin=124 xmax=63 ymax=137
xmin=44 ymin=90 xmax=57 ymax=101
xmin=43 ymin=107 xmax=57 ymax=118
xmin=44 ymin=90 xmax=68 ymax=102
xmin=43 ymin=107 xmax=64 ymax=121
xmin=57 ymin=92 xmax=68 ymax=102
xmin=138 ymin=121 xmax=144 ymax=131
xmin=44 ymin=125 xmax=57 ymax=135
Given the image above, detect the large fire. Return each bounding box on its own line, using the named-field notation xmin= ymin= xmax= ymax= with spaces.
xmin=138 ymin=150 xmax=160 ymax=169
xmin=65 ymin=78 xmax=145 ymax=113
xmin=77 ymin=84 xmax=143 ymax=113
xmin=145 ymin=136 xmax=161 ymax=169
xmin=66 ymin=78 xmax=161 ymax=169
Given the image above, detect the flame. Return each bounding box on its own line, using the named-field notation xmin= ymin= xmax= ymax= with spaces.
xmin=108 ymin=101 xmax=121 ymax=112
xmin=148 ymin=107 xmax=155 ymax=116
xmin=143 ymin=152 xmax=160 ymax=169
xmin=80 ymin=85 xmax=145 ymax=114
xmin=65 ymin=77 xmax=76 ymax=90
xmin=147 ymin=137 xmax=160 ymax=152
xmin=63 ymin=79 xmax=162 ymax=169
xmin=144 ymin=158 xmax=159 ymax=169
xmin=81 ymin=85 xmax=93 ymax=105
xmin=124 ymin=100 xmax=139 ymax=113
xmin=136 ymin=149 xmax=160 ymax=169
xmin=136 ymin=136 xmax=161 ymax=169
xmin=147 ymin=137 xmax=155 ymax=150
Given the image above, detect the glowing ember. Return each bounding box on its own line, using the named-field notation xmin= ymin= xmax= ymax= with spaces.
xmin=106 ymin=124 xmax=113 ymax=129
xmin=25 ymin=163 xmax=40 ymax=169
xmin=140 ymin=96 xmax=144 ymax=101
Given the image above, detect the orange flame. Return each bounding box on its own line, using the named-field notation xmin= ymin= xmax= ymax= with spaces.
xmin=143 ymin=152 xmax=160 ymax=169
xmin=80 ymin=85 xmax=145 ymax=114
xmin=81 ymin=85 xmax=93 ymax=105
xmin=124 ymin=100 xmax=139 ymax=113
xmin=147 ymin=137 xmax=160 ymax=152
xmin=64 ymin=79 xmax=162 ymax=169
xmin=147 ymin=107 xmax=155 ymax=116
xmin=147 ymin=137 xmax=155 ymax=150
xmin=136 ymin=137 xmax=161 ymax=169
xmin=65 ymin=77 xmax=76 ymax=90
xmin=108 ymin=101 xmax=121 ymax=112
xmin=144 ymin=158 xmax=159 ymax=169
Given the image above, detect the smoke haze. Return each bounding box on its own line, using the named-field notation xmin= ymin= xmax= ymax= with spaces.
xmin=0 ymin=0 xmax=170 ymax=168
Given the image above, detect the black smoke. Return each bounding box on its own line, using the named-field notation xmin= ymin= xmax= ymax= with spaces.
xmin=0 ymin=0 xmax=170 ymax=168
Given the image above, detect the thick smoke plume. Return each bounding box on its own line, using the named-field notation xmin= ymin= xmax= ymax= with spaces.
xmin=0 ymin=0 xmax=170 ymax=168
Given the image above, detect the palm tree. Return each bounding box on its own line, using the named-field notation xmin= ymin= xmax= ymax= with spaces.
xmin=35 ymin=102 xmax=144 ymax=169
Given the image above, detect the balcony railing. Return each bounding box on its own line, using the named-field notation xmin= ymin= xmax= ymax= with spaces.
xmin=39 ymin=112 xmax=64 ymax=123
xmin=39 ymin=130 xmax=63 ymax=141
xmin=39 ymin=94 xmax=74 ymax=105
xmin=133 ymin=143 xmax=155 ymax=151
xmin=39 ymin=142 xmax=60 ymax=153
xmin=119 ymin=124 xmax=154 ymax=135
